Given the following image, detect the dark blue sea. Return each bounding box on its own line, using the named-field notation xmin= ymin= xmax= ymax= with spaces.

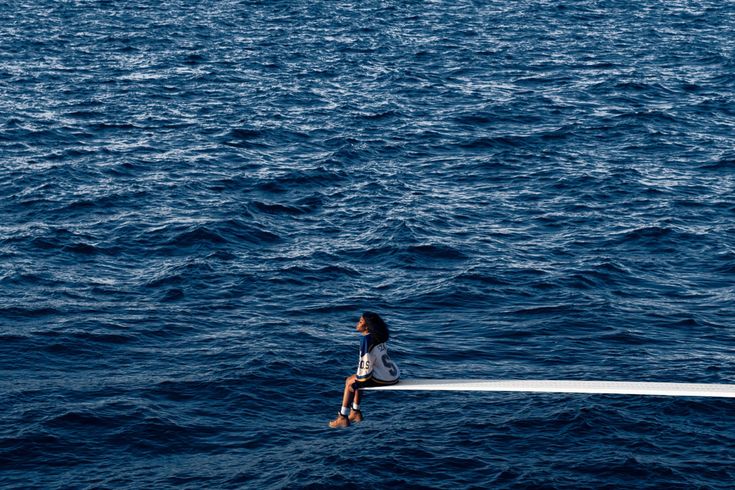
xmin=2 ymin=1 xmax=735 ymax=488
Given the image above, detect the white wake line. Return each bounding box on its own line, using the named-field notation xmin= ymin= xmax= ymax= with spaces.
xmin=362 ymin=379 xmax=735 ymax=398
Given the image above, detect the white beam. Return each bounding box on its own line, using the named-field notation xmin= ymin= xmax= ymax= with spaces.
xmin=362 ymin=379 xmax=735 ymax=398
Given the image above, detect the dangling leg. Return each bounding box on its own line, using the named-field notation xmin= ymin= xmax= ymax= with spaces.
xmin=349 ymin=388 xmax=363 ymax=423
xmin=340 ymin=375 xmax=356 ymax=409
xmin=329 ymin=375 xmax=357 ymax=428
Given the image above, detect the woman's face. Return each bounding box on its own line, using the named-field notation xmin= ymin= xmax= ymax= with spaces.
xmin=355 ymin=316 xmax=368 ymax=333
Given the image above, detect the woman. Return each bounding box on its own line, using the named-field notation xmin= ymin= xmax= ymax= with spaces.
xmin=329 ymin=311 xmax=400 ymax=428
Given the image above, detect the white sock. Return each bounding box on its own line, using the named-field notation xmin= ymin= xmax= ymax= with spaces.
xmin=352 ymin=402 xmax=360 ymax=411
xmin=340 ymin=406 xmax=350 ymax=416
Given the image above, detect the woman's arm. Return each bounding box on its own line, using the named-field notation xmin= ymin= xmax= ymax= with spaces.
xmin=355 ymin=334 xmax=373 ymax=381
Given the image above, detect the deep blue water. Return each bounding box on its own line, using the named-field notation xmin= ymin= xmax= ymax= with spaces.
xmin=2 ymin=0 xmax=735 ymax=488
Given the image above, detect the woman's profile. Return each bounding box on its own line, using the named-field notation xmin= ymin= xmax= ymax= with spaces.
xmin=329 ymin=311 xmax=400 ymax=428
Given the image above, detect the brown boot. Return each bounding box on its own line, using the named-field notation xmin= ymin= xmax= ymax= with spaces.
xmin=328 ymin=414 xmax=350 ymax=428
xmin=348 ymin=409 xmax=363 ymax=423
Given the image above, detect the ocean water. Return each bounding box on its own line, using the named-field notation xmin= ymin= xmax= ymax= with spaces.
xmin=2 ymin=0 xmax=735 ymax=488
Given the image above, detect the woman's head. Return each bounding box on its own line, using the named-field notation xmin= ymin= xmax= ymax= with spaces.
xmin=361 ymin=311 xmax=390 ymax=343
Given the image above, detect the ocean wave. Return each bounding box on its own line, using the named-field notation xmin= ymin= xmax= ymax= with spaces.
xmin=3 ymin=0 xmax=735 ymax=488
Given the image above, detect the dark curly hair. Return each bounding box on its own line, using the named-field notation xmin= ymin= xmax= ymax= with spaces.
xmin=362 ymin=311 xmax=390 ymax=344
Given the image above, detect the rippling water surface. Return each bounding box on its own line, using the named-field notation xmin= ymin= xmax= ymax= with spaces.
xmin=2 ymin=1 xmax=735 ymax=488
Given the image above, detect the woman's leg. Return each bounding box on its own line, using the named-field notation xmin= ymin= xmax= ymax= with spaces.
xmin=341 ymin=374 xmax=357 ymax=408
xmin=329 ymin=375 xmax=357 ymax=427
xmin=348 ymin=386 xmax=363 ymax=422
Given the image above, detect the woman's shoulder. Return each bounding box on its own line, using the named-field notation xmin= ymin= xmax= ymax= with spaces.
xmin=359 ymin=333 xmax=372 ymax=351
